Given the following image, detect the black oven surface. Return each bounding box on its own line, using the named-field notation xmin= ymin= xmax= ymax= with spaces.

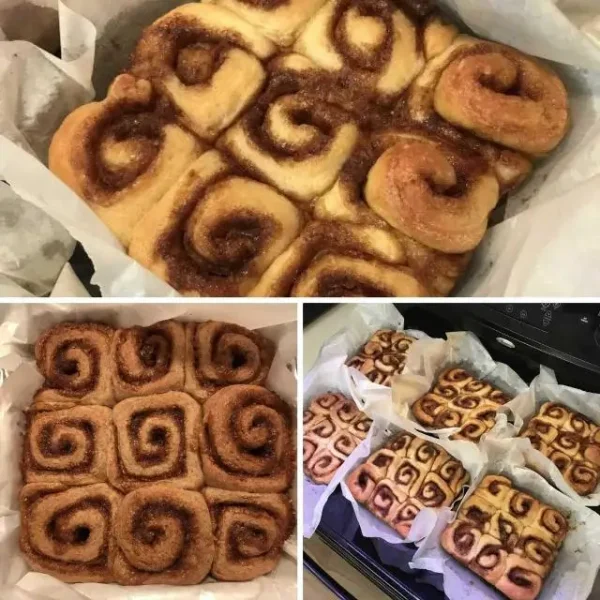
xmin=303 ymin=303 xmax=600 ymax=600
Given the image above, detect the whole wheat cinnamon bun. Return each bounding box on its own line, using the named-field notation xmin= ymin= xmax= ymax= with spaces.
xmin=130 ymin=4 xmax=276 ymax=141
xmin=205 ymin=487 xmax=293 ymax=581
xmin=112 ymin=485 xmax=214 ymax=585
xmin=218 ymin=57 xmax=359 ymax=202
xmin=200 ymin=385 xmax=294 ymax=492
xmin=22 ymin=406 xmax=114 ymax=486
xmin=407 ymin=35 xmax=569 ymax=157
xmin=128 ymin=150 xmax=304 ymax=296
xmin=293 ymin=0 xmax=425 ymax=100
xmin=249 ymin=220 xmax=470 ymax=297
xmin=185 ymin=321 xmax=275 ymax=401
xmin=364 ymin=132 xmax=500 ymax=253
xmin=20 ymin=483 xmax=121 ymax=583
xmin=49 ymin=74 xmax=203 ymax=248
xmin=34 ymin=322 xmax=115 ymax=408
xmin=111 ymin=320 xmax=185 ymax=399
xmin=207 ymin=0 xmax=327 ymax=46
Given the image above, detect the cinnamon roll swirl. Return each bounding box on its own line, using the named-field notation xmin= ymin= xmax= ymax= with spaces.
xmin=23 ymin=406 xmax=114 ymax=486
xmin=200 ymin=385 xmax=294 ymax=493
xmin=129 ymin=150 xmax=304 ymax=297
xmin=407 ymin=35 xmax=569 ymax=156
xmin=346 ymin=463 xmax=381 ymax=503
xmin=439 ymin=368 xmax=474 ymax=387
xmin=207 ymin=0 xmax=327 ymax=46
xmin=532 ymin=506 xmax=568 ymax=548
xmin=563 ymin=412 xmax=594 ymax=438
xmin=184 ymin=320 xmax=275 ymax=401
xmin=548 ymin=449 xmax=571 ymax=473
xmin=130 ymin=4 xmax=276 ymax=141
xmin=293 ymin=0 xmax=425 ymax=100
xmin=407 ymin=438 xmax=444 ymax=471
xmin=366 ymin=480 xmax=407 ymax=521
xmin=564 ymin=461 xmax=599 ymax=496
xmin=34 ymin=322 xmax=115 ymax=408
xmin=412 ymin=393 xmax=447 ymax=426
xmin=367 ymin=449 xmax=397 ymax=478
xmin=113 ymin=485 xmax=214 ymax=585
xmin=553 ymin=431 xmax=581 ymax=458
xmin=489 ymin=511 xmax=523 ymax=551
xmin=437 ymin=456 xmax=469 ymax=495
xmin=516 ymin=528 xmax=556 ymax=577
xmin=441 ymin=520 xmax=483 ymax=565
xmin=459 ymin=495 xmax=496 ymax=529
xmin=391 ymin=498 xmax=424 ymax=538
xmin=111 ymin=320 xmax=185 ymax=399
xmin=364 ymin=133 xmax=500 ymax=253
xmin=414 ymin=472 xmax=455 ymax=508
xmin=583 ymin=442 xmax=600 ymax=468
xmin=507 ymin=490 xmax=540 ymax=527
xmin=523 ymin=432 xmax=550 ymax=457
xmin=469 ymin=535 xmax=507 ymax=584
xmin=205 ymin=487 xmax=293 ymax=581
xmin=305 ymin=447 xmax=344 ymax=485
xmin=433 ymin=407 xmax=465 ymax=429
xmin=537 ymin=402 xmax=570 ymax=428
xmin=524 ymin=418 xmax=558 ymax=445
xmin=495 ymin=555 xmax=543 ymax=600
xmin=249 ymin=221 xmax=432 ymax=297
xmin=219 ymin=57 xmax=359 ymax=203
xmin=385 ymin=431 xmax=415 ymax=455
xmin=107 ymin=392 xmax=202 ymax=492
xmin=473 ymin=475 xmax=512 ymax=508
xmin=391 ymin=458 xmax=428 ymax=496
xmin=348 ymin=414 xmax=373 ymax=441
xmin=20 ymin=483 xmax=121 ymax=583
xmin=49 ymin=74 xmax=203 ymax=248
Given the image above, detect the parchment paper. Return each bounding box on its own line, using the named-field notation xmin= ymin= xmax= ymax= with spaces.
xmin=1 ymin=0 xmax=600 ymax=296
xmin=0 ymin=302 xmax=297 ymax=600
xmin=411 ymin=438 xmax=600 ymax=600
xmin=512 ymin=366 xmax=600 ymax=506
xmin=391 ymin=331 xmax=530 ymax=439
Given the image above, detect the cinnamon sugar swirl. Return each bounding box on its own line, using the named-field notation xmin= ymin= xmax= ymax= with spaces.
xmin=23 ymin=406 xmax=114 ymax=486
xmin=49 ymin=75 xmax=203 ymax=248
xmin=130 ymin=4 xmax=276 ymax=141
xmin=347 ymin=430 xmax=468 ymax=537
xmin=34 ymin=322 xmax=115 ymax=408
xmin=111 ymin=320 xmax=185 ymax=399
xmin=205 ymin=487 xmax=293 ymax=581
xmin=128 ymin=150 xmax=303 ymax=297
xmin=20 ymin=483 xmax=121 ymax=583
xmin=113 ymin=485 xmax=214 ymax=585
xmin=200 ymin=384 xmax=294 ymax=492
xmin=184 ymin=321 xmax=275 ymax=401
xmin=520 ymin=402 xmax=600 ymax=496
xmin=442 ymin=475 xmax=568 ymax=600
xmin=107 ymin=392 xmax=202 ymax=492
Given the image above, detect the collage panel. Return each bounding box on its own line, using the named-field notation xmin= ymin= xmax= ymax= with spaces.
xmin=0 ymin=302 xmax=298 ymax=597
xmin=303 ymin=303 xmax=600 ymax=600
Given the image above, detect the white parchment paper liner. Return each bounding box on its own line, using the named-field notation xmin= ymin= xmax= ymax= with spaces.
xmin=411 ymin=437 xmax=600 ymax=600
xmin=1 ymin=1 xmax=600 ymax=296
xmin=391 ymin=331 xmax=530 ymax=439
xmin=511 ymin=366 xmax=600 ymax=506
xmin=0 ymin=302 xmax=297 ymax=600
xmin=338 ymin=419 xmax=487 ymax=551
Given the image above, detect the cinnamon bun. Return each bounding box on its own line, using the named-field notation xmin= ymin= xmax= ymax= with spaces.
xmin=34 ymin=322 xmax=115 ymax=408
xmin=200 ymin=384 xmax=294 ymax=493
xmin=366 ymin=449 xmax=398 ymax=479
xmin=407 ymin=35 xmax=569 ymax=156
xmin=488 ymin=511 xmax=523 ymax=551
xmin=532 ymin=506 xmax=568 ymax=548
xmin=293 ymin=0 xmax=425 ymax=100
xmin=459 ymin=495 xmax=496 ymax=529
xmin=537 ymin=403 xmax=570 ymax=428
xmin=564 ymin=461 xmax=599 ymax=496
xmin=412 ymin=393 xmax=447 ymax=426
xmin=107 ymin=392 xmax=202 ymax=492
xmin=441 ymin=520 xmax=483 ymax=565
xmin=385 ymin=431 xmax=415 ymax=455
xmin=548 ymin=449 xmax=572 ymax=473
xmin=218 ymin=57 xmax=359 ymax=203
xmin=516 ymin=528 xmax=556 ymax=577
xmin=113 ymin=485 xmax=214 ymax=585
xmin=469 ymin=535 xmax=508 ymax=584
xmin=130 ymin=4 xmax=276 ymax=141
xmin=184 ymin=320 xmax=275 ymax=401
xmin=391 ymin=497 xmax=424 ymax=538
xmin=23 ymin=406 xmax=114 ymax=486
xmin=495 ymin=555 xmax=543 ymax=600
xmin=346 ymin=463 xmax=382 ymax=503
xmin=129 ymin=150 xmax=304 ymax=297
xmin=111 ymin=320 xmax=185 ymax=399
xmin=49 ymin=74 xmax=203 ymax=248
xmin=205 ymin=487 xmax=293 ymax=581
xmin=20 ymin=483 xmax=121 ymax=583
xmin=506 ymin=490 xmax=540 ymax=527
xmin=207 ymin=0 xmax=327 ymax=46
xmin=473 ymin=475 xmax=512 ymax=508
xmin=523 ymin=418 xmax=558 ymax=445
xmin=414 ymin=472 xmax=455 ymax=508
xmin=366 ymin=480 xmax=407 ymax=522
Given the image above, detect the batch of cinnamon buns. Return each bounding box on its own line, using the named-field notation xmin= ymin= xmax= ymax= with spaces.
xmin=49 ymin=0 xmax=570 ymax=297
xmin=303 ymin=327 xmax=600 ymax=600
xmin=20 ymin=319 xmax=294 ymax=584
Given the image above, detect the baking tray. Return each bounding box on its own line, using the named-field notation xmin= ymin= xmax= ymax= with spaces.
xmin=304 ymin=303 xmax=600 ymax=599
